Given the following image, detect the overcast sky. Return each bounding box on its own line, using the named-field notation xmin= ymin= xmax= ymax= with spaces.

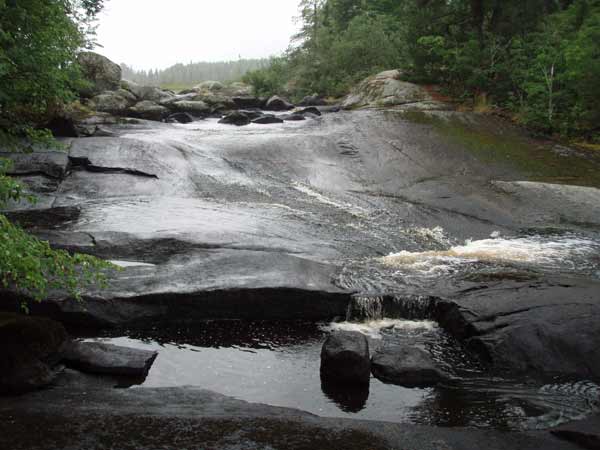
xmin=95 ymin=0 xmax=301 ymax=70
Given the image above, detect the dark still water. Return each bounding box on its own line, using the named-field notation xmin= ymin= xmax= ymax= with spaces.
xmin=85 ymin=320 xmax=600 ymax=431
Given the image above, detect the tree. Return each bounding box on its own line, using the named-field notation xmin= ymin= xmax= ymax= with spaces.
xmin=0 ymin=0 xmax=114 ymax=307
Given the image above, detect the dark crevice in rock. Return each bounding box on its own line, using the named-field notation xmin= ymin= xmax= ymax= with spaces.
xmin=7 ymin=170 xmax=63 ymax=181
xmin=68 ymin=156 xmax=159 ymax=179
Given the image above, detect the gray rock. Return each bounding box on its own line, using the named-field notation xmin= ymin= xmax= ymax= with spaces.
xmin=129 ymin=101 xmax=169 ymax=121
xmin=91 ymin=91 xmax=132 ymax=116
xmin=0 ymin=313 xmax=68 ymax=394
xmin=299 ymin=94 xmax=327 ymax=106
xmin=77 ymin=52 xmax=121 ymax=97
xmin=321 ymin=331 xmax=370 ymax=385
xmin=371 ymin=345 xmax=448 ymax=387
xmin=265 ymin=95 xmax=294 ymax=111
xmin=218 ymin=111 xmax=250 ymax=126
xmin=169 ymin=100 xmax=211 ymax=116
xmin=238 ymin=110 xmax=263 ymax=120
xmin=342 ymin=69 xmax=439 ymax=110
xmin=0 ymin=151 xmax=69 ymax=179
xmin=252 ymin=115 xmax=284 ymax=124
xmin=194 ymin=80 xmax=224 ymax=91
xmin=62 ymin=341 xmax=158 ymax=377
xmin=296 ymin=106 xmax=322 ymax=116
xmin=166 ymin=112 xmax=194 ymax=124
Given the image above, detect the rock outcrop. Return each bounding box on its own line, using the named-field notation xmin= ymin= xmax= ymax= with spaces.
xmin=265 ymin=95 xmax=294 ymax=111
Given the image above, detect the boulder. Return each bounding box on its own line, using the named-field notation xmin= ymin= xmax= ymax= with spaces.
xmin=232 ymin=96 xmax=264 ymax=110
xmin=266 ymin=95 xmax=294 ymax=111
xmin=299 ymin=94 xmax=327 ymax=106
xmin=91 ymin=91 xmax=132 ymax=116
xmin=77 ymin=52 xmax=122 ymax=97
xmin=0 ymin=313 xmax=68 ymax=394
xmin=62 ymin=341 xmax=158 ymax=377
xmin=371 ymin=345 xmax=448 ymax=387
xmin=129 ymin=101 xmax=169 ymax=121
xmin=170 ymin=100 xmax=211 ymax=116
xmin=228 ymin=81 xmax=253 ymax=96
xmin=166 ymin=112 xmax=195 ymax=124
xmin=342 ymin=69 xmax=435 ymax=110
xmin=320 ymin=331 xmax=370 ymax=385
xmin=296 ymin=107 xmax=322 ymax=116
xmin=193 ymin=93 xmax=237 ymax=111
xmin=252 ymin=115 xmax=284 ymax=124
xmin=218 ymin=111 xmax=250 ymax=126
xmin=121 ymin=81 xmax=173 ymax=104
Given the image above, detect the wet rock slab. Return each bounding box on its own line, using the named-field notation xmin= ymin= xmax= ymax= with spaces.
xmin=0 ymin=386 xmax=581 ymax=450
xmin=371 ymin=345 xmax=449 ymax=387
xmin=62 ymin=341 xmax=157 ymax=376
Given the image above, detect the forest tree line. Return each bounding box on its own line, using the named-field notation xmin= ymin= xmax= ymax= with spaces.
xmin=120 ymin=59 xmax=270 ymax=88
xmin=243 ymin=0 xmax=600 ymax=140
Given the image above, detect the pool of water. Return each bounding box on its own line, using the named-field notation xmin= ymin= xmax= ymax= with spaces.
xmin=85 ymin=320 xmax=600 ymax=430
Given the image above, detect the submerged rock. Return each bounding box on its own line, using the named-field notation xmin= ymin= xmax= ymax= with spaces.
xmin=0 ymin=313 xmax=68 ymax=394
xmin=321 ymin=331 xmax=370 ymax=385
xmin=371 ymin=345 xmax=448 ymax=387
xmin=218 ymin=111 xmax=250 ymax=126
xmin=63 ymin=341 xmax=158 ymax=377
xmin=296 ymin=106 xmax=322 ymax=116
xmin=281 ymin=113 xmax=306 ymax=121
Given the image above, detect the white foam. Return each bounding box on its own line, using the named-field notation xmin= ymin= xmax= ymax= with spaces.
xmin=382 ymin=234 xmax=600 ymax=275
xmin=110 ymin=260 xmax=156 ymax=268
xmin=292 ymin=182 xmax=367 ymax=216
xmin=321 ymin=319 xmax=438 ymax=339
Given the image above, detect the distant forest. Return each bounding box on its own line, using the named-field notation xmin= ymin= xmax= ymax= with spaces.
xmin=120 ymin=59 xmax=270 ymax=86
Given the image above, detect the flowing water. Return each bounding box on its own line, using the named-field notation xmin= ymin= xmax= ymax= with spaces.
xmin=47 ymin=111 xmax=600 ymax=431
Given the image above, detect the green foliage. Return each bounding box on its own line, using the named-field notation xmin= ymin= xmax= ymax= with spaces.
xmin=247 ymin=0 xmax=599 ymax=140
xmin=0 ymin=0 xmax=103 ymax=147
xmin=242 ymin=58 xmax=290 ymax=97
xmin=0 ymin=158 xmax=115 ymax=306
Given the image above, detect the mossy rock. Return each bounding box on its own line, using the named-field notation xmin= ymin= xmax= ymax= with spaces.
xmin=0 ymin=313 xmax=68 ymax=394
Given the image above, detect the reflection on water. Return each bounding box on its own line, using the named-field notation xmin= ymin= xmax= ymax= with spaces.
xmin=86 ymin=320 xmax=600 ymax=430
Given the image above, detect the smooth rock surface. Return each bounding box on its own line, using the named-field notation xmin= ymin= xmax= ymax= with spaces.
xmin=0 ymin=386 xmax=581 ymax=450
xmin=62 ymin=341 xmax=158 ymax=376
xmin=321 ymin=331 xmax=370 ymax=385
xmin=265 ymin=95 xmax=294 ymax=111
xmin=218 ymin=111 xmax=250 ymax=126
xmin=371 ymin=345 xmax=448 ymax=387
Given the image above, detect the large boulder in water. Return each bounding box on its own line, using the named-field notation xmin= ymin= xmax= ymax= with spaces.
xmin=77 ymin=52 xmax=122 ymax=98
xmin=169 ymin=100 xmax=211 ymax=116
xmin=371 ymin=345 xmax=449 ymax=387
xmin=342 ymin=69 xmax=436 ymax=110
xmin=299 ymin=94 xmax=327 ymax=106
xmin=265 ymin=95 xmax=294 ymax=111
xmin=320 ymin=331 xmax=370 ymax=385
xmin=0 ymin=313 xmax=68 ymax=394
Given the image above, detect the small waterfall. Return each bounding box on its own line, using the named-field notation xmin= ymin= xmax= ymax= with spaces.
xmin=346 ymin=294 xmax=439 ymax=322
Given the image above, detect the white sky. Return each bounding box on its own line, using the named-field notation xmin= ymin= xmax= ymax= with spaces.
xmin=95 ymin=0 xmax=301 ymax=70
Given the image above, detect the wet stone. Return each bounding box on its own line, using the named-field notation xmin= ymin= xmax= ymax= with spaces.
xmin=63 ymin=341 xmax=158 ymax=377
xmin=320 ymin=331 xmax=370 ymax=385
xmin=371 ymin=345 xmax=449 ymax=387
